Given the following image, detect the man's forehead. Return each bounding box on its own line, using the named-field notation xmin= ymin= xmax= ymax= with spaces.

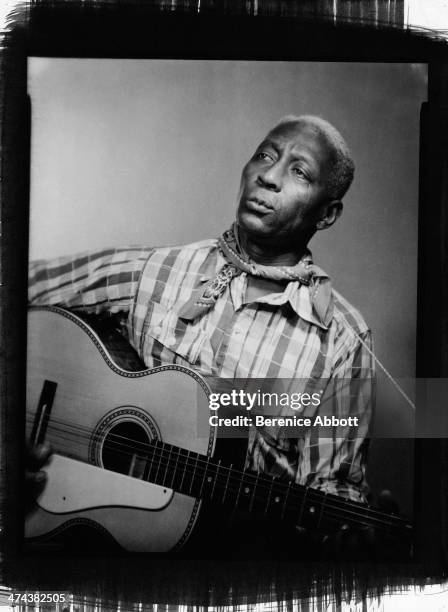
xmin=266 ymin=121 xmax=325 ymax=145
xmin=262 ymin=121 xmax=333 ymax=163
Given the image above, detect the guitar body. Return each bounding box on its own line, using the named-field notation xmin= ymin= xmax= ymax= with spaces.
xmin=26 ymin=307 xmax=214 ymax=553
xmin=25 ymin=308 xmax=412 ymax=558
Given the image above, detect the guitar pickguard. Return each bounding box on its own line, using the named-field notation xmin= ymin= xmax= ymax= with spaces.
xmin=36 ymin=454 xmax=173 ymax=514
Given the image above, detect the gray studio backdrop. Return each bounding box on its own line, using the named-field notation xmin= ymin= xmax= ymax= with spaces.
xmin=28 ymin=59 xmax=427 ymax=516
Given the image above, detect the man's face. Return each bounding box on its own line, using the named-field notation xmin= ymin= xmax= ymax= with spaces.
xmin=237 ymin=122 xmax=336 ymax=247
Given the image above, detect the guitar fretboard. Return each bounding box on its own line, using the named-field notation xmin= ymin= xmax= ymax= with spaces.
xmin=117 ymin=437 xmax=411 ymax=537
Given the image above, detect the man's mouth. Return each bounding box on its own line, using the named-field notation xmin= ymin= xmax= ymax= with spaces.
xmin=245 ymin=197 xmax=274 ymax=213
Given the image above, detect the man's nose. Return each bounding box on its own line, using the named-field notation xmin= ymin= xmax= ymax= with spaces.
xmin=257 ymin=164 xmax=282 ymax=192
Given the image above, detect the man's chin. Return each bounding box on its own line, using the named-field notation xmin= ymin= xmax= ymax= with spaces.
xmin=237 ymin=211 xmax=274 ymax=238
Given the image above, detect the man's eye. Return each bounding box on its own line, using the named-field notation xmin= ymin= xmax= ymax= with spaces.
xmin=292 ymin=167 xmax=308 ymax=179
xmin=255 ymin=152 xmax=272 ymax=161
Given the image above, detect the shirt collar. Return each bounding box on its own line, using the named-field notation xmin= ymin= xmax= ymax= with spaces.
xmin=198 ymin=246 xmax=334 ymax=330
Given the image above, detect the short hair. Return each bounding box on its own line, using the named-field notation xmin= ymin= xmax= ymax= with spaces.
xmin=269 ymin=114 xmax=355 ymax=200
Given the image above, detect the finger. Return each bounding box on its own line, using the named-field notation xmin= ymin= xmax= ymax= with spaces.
xmin=359 ymin=525 xmax=379 ymax=560
xmin=25 ymin=469 xmax=47 ymax=506
xmin=335 ymin=524 xmax=374 ymax=561
xmin=361 ymin=525 xmax=377 ymax=549
xmin=378 ymin=489 xmax=400 ymax=515
xmin=26 ymin=443 xmax=52 ymax=469
xmin=25 ymin=469 xmax=47 ymax=486
xmin=332 ymin=523 xmax=350 ymax=560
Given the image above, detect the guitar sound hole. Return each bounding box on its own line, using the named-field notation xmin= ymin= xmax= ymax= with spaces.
xmin=102 ymin=422 xmax=150 ymax=476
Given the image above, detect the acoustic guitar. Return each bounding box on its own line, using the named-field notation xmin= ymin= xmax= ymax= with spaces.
xmin=26 ymin=307 xmax=412 ymax=553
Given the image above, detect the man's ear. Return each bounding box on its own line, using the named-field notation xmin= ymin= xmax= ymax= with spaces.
xmin=316 ymin=200 xmax=343 ymax=231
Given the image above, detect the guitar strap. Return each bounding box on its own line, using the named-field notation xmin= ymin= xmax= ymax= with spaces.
xmin=351 ymin=325 xmax=416 ymax=412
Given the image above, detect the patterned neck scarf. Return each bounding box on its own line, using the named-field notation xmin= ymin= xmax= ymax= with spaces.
xmin=179 ymin=223 xmax=333 ymax=327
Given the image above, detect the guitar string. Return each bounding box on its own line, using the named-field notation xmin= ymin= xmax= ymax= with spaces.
xmin=25 ymin=373 xmax=370 ymax=451
xmin=26 ymin=283 xmax=416 ymax=541
xmin=30 ymin=432 xmax=402 ymax=533
xmin=32 ymin=453 xmax=402 ymax=531
xmin=26 ymin=414 xmax=406 ymax=530
xmin=26 ymin=408 xmax=367 ymax=453
xmin=24 ymin=362 xmax=373 ymax=521
xmin=26 ymin=411 xmax=371 ymax=513
xmin=28 ymin=417 xmax=408 ymax=532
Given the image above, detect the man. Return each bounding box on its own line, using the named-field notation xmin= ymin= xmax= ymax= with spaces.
xmin=27 ymin=115 xmax=380 ymax=558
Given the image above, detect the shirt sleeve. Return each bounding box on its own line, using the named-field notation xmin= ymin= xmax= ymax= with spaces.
xmin=28 ymin=247 xmax=153 ymax=315
xmin=307 ymin=329 xmax=375 ymax=503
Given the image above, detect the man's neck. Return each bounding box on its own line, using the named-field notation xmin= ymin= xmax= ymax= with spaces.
xmin=238 ymin=229 xmax=309 ymax=267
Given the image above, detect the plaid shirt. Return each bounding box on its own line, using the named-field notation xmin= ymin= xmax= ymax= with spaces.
xmin=29 ymin=239 xmax=374 ymax=502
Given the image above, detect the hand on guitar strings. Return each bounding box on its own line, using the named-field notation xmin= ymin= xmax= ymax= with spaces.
xmin=25 ymin=442 xmax=52 ymax=509
xmin=320 ymin=489 xmax=411 ymax=562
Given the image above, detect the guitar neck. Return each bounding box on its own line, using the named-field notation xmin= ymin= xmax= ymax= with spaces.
xmin=138 ymin=440 xmax=411 ymax=538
